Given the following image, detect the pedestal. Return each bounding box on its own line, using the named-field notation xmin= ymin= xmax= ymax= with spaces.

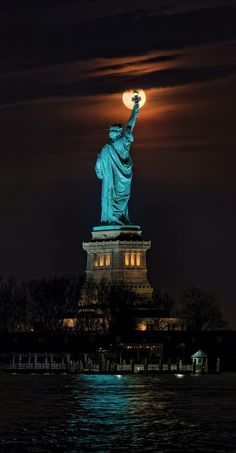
xmin=82 ymin=225 xmax=153 ymax=301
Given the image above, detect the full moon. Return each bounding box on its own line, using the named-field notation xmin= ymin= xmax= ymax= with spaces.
xmin=122 ymin=89 xmax=146 ymax=110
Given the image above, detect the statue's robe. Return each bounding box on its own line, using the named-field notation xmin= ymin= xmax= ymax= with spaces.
xmin=95 ymin=126 xmax=134 ymax=224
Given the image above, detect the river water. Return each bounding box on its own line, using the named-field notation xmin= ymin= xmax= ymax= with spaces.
xmin=0 ymin=373 xmax=235 ymax=452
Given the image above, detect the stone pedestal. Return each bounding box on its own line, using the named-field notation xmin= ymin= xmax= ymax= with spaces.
xmin=83 ymin=225 xmax=153 ymax=301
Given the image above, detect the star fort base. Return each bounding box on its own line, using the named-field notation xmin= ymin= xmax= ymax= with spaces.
xmin=83 ymin=225 xmax=153 ymax=302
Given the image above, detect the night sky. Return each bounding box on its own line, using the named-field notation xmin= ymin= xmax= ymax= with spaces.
xmin=1 ymin=1 xmax=236 ymax=325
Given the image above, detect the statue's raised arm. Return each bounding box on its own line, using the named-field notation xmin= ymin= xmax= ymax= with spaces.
xmin=127 ymin=94 xmax=140 ymax=132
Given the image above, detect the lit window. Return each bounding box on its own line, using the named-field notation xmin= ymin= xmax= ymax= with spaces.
xmin=63 ymin=318 xmax=76 ymax=328
xmin=136 ymin=252 xmax=141 ymax=267
xmin=99 ymin=254 xmax=104 ymax=267
xmin=94 ymin=254 xmax=98 ymax=267
xmin=137 ymin=321 xmax=147 ymax=331
xmin=125 ymin=252 xmax=129 ymax=266
xmin=130 ymin=252 xmax=135 ymax=266
xmin=105 ymin=253 xmax=110 ymax=266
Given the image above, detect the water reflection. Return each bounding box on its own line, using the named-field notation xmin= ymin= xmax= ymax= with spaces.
xmin=0 ymin=374 xmax=235 ymax=452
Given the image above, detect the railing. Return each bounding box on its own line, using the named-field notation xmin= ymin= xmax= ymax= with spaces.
xmin=3 ymin=363 xmax=67 ymax=370
xmin=2 ymin=362 xmax=193 ymax=374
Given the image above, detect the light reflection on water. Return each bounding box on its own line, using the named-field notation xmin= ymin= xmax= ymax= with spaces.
xmin=0 ymin=373 xmax=236 ymax=452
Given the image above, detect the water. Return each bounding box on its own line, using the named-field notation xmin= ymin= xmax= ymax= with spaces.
xmin=0 ymin=373 xmax=235 ymax=452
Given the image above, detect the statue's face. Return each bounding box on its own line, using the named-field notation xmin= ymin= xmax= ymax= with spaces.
xmin=109 ymin=127 xmax=122 ymax=141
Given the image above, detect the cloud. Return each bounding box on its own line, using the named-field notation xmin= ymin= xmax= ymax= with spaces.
xmin=0 ymin=5 xmax=235 ymax=74
xmin=82 ymin=64 xmax=236 ymax=96
xmin=0 ymin=60 xmax=235 ymax=106
xmin=89 ymin=54 xmax=184 ymax=74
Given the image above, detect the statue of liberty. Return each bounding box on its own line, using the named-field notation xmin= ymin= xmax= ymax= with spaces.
xmin=95 ymin=95 xmax=140 ymax=225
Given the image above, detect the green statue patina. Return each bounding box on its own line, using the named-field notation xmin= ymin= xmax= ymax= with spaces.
xmin=95 ymin=95 xmax=140 ymax=225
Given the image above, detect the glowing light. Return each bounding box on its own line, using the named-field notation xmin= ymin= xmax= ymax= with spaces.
xmin=122 ymin=89 xmax=146 ymax=110
xmin=105 ymin=253 xmax=111 ymax=266
xmin=63 ymin=318 xmax=76 ymax=328
xmin=125 ymin=252 xmax=129 ymax=266
xmin=175 ymin=374 xmax=184 ymax=378
xmin=136 ymin=252 xmax=141 ymax=267
xmin=137 ymin=321 xmax=147 ymax=331
xmin=94 ymin=254 xmax=98 ymax=267
xmin=99 ymin=254 xmax=104 ymax=267
xmin=130 ymin=252 xmax=135 ymax=266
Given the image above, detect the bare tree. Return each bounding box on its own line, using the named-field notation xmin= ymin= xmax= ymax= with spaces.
xmin=77 ymin=279 xmax=102 ymax=334
xmin=27 ymin=275 xmax=83 ymax=333
xmin=0 ymin=276 xmax=28 ymax=333
xmin=178 ymin=286 xmax=227 ymax=331
xmin=78 ymin=278 xmax=136 ymax=335
xmin=153 ymin=290 xmax=176 ymax=314
xmin=96 ymin=279 xmax=136 ymax=335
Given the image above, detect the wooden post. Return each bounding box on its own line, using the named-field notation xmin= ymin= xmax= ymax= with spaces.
xmin=176 ymin=359 xmax=179 ymax=372
xmin=144 ymin=357 xmax=148 ymax=374
xmin=131 ymin=359 xmax=134 ymax=374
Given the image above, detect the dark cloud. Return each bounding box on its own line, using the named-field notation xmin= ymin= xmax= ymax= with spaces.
xmin=88 ymin=54 xmax=184 ymax=73
xmin=0 ymin=5 xmax=235 ymax=73
xmin=79 ymin=64 xmax=236 ymax=96
xmin=0 ymin=63 xmax=235 ymax=106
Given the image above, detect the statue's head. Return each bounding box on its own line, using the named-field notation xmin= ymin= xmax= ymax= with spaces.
xmin=109 ymin=123 xmax=123 ymax=141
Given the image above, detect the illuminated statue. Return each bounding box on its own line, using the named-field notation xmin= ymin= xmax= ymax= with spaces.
xmin=95 ymin=95 xmax=140 ymax=225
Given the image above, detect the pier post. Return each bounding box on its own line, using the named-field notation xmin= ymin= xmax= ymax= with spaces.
xmin=144 ymin=357 xmax=148 ymax=374
xmin=131 ymin=359 xmax=134 ymax=374
xmin=216 ymin=358 xmax=221 ymax=373
xmin=176 ymin=359 xmax=179 ymax=372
